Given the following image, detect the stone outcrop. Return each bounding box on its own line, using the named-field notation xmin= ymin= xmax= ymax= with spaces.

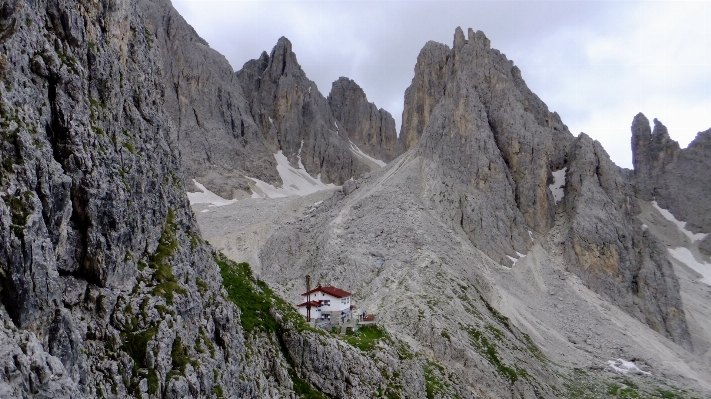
xmin=632 ymin=114 xmax=711 ymax=255
xmin=412 ymin=27 xmax=571 ymax=261
xmin=399 ymin=40 xmax=450 ymax=152
xmin=237 ymin=38 xmax=369 ymax=185
xmin=563 ymin=133 xmax=688 ymax=345
xmin=0 ymin=0 xmax=422 ymax=397
xmin=328 ymin=77 xmax=400 ymax=163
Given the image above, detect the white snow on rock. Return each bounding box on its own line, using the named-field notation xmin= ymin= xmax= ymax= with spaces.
xmin=668 ymin=247 xmax=711 ymax=286
xmin=549 ymin=168 xmax=567 ymax=205
xmin=606 ymin=359 xmax=651 ymax=375
xmin=248 ymin=150 xmax=338 ymax=198
xmin=506 ymin=252 xmax=527 ymax=267
xmin=652 ymin=201 xmax=708 ymax=242
xmin=187 ymin=180 xmax=237 ymax=207
xmin=349 ymin=141 xmax=387 ymax=168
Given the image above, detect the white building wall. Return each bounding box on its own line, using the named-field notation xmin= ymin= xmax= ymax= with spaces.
xmin=298 ymin=306 xmax=321 ymax=318
xmin=302 ymin=292 xmax=351 ymax=312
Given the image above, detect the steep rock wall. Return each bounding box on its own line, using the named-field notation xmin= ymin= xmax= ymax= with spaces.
xmin=632 ymin=113 xmax=711 ymax=255
xmin=237 ymin=38 xmax=369 ymax=186
xmin=328 ymin=76 xmax=400 ymax=163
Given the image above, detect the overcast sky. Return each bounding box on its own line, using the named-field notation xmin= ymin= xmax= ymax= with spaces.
xmin=172 ymin=0 xmax=710 ymax=168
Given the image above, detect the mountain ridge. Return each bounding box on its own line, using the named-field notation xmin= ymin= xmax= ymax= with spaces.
xmin=1 ymin=0 xmax=710 ymax=397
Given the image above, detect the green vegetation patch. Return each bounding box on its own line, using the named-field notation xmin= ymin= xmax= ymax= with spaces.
xmin=291 ymin=371 xmax=327 ymax=399
xmin=148 ymin=209 xmax=187 ymax=304
xmin=464 ymin=326 xmax=519 ymax=383
xmin=166 ymin=337 xmax=199 ymax=381
xmin=123 ymin=141 xmax=136 ymax=154
xmin=216 ymin=253 xmax=277 ymax=333
xmin=343 ymin=325 xmax=387 ymax=351
xmin=3 ymin=191 xmax=32 ymax=238
xmin=424 ymin=360 xmax=447 ymax=399
xmin=121 ymin=326 xmax=157 ymax=367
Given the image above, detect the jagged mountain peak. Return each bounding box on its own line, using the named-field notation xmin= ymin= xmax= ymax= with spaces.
xmin=261 ymin=27 xmax=692 ymax=366
xmin=632 ymin=113 xmax=711 ymax=256
xmin=328 ymin=76 xmax=400 ymax=163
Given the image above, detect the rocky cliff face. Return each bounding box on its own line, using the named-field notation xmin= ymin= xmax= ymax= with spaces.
xmin=0 ymin=0 xmax=260 ymax=395
xmin=237 ymin=38 xmax=370 ymax=186
xmin=412 ymin=28 xmax=688 ymax=347
xmin=140 ymin=0 xmax=278 ymax=200
xmin=561 ymin=132 xmax=689 ymax=346
xmin=0 ymin=0 xmax=424 ymax=397
xmin=632 ymin=113 xmax=711 ymax=255
xmin=328 ymin=77 xmax=400 ymax=163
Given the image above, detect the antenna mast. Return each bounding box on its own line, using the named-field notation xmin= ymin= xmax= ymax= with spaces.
xmin=305 ymin=275 xmax=311 ymax=322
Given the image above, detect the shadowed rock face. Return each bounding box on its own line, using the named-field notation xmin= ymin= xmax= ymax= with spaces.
xmin=563 ymin=134 xmax=689 ymax=346
xmin=632 ymin=113 xmax=711 ymax=255
xmin=328 ymin=77 xmax=400 ymax=163
xmin=237 ymin=38 xmax=369 ymax=185
xmin=141 ymin=0 xmax=279 ymax=199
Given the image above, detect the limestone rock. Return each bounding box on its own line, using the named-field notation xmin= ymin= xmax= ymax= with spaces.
xmin=563 ymin=134 xmax=689 ymax=346
xmin=632 ymin=114 xmax=711 ymax=255
xmin=237 ymin=38 xmax=370 ymax=186
xmin=399 ymin=40 xmax=450 ymax=152
xmin=141 ymin=0 xmax=278 ymax=199
xmin=0 ymin=0 xmax=387 ymax=397
xmin=328 ymin=77 xmax=400 ymax=163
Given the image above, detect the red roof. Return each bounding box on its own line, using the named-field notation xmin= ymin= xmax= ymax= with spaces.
xmin=301 ymin=285 xmax=352 ymax=298
xmin=296 ymin=300 xmax=322 ymax=307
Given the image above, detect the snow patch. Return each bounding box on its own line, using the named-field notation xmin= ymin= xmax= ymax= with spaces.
xmin=528 ymin=230 xmax=534 ymax=241
xmin=506 ymin=252 xmax=527 ymax=267
xmin=652 ymin=201 xmax=708 ymax=242
xmin=187 ymin=180 xmax=237 ymax=207
xmin=606 ymin=359 xmax=651 ymax=375
xmin=349 ymin=141 xmax=387 ymax=168
xmin=549 ymin=168 xmax=567 ymax=205
xmin=248 ymin=151 xmax=338 ymax=198
xmin=200 ymin=209 xmax=209 ymax=213
xmin=668 ymin=247 xmax=711 ymax=286
xmin=306 ymin=201 xmax=324 ymax=214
